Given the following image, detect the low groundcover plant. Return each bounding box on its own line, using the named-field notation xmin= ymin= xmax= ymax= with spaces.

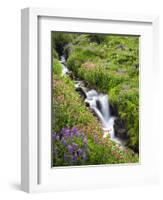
xmin=53 ymin=127 xmax=89 ymax=166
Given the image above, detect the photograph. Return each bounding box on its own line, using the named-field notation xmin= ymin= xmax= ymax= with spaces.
xmin=51 ymin=32 xmax=139 ymax=167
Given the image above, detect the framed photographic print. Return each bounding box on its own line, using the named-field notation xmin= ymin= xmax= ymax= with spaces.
xmin=21 ymin=8 xmax=159 ymax=193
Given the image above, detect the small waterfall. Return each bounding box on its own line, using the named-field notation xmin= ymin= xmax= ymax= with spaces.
xmin=98 ymin=95 xmax=110 ymax=120
xmin=60 ymin=55 xmax=69 ymax=75
xmin=59 ymin=55 xmax=122 ymax=144
xmin=85 ymin=90 xmax=115 ymax=139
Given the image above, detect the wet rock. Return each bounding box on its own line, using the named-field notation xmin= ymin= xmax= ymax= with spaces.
xmin=114 ymin=118 xmax=128 ymax=139
xmin=109 ymin=104 xmax=118 ymax=116
xmin=75 ymin=87 xmax=87 ymax=99
xmin=67 ymin=71 xmax=75 ymax=79
xmin=75 ymin=80 xmax=85 ymax=88
xmin=85 ymin=102 xmax=90 ymax=107
xmin=96 ymin=100 xmax=102 ymax=111
xmin=127 ymin=142 xmax=139 ymax=153
xmin=64 ymin=44 xmax=73 ymax=59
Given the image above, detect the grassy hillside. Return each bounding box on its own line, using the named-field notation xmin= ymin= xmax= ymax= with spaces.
xmin=52 ymin=60 xmax=138 ymax=166
xmin=52 ymin=32 xmax=139 ymax=166
xmin=63 ymin=33 xmax=139 ymax=152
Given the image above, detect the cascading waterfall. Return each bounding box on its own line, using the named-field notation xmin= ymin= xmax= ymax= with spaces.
xmin=59 ymin=55 xmax=122 ymax=144
xmin=60 ymin=55 xmax=69 ymax=75
xmin=85 ymin=90 xmax=115 ymax=139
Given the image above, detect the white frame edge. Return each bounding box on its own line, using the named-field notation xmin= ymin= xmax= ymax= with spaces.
xmin=21 ymin=7 xmax=159 ymax=193
xmin=21 ymin=8 xmax=38 ymax=192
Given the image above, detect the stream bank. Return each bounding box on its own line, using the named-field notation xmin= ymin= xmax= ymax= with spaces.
xmin=60 ymin=55 xmax=128 ymax=147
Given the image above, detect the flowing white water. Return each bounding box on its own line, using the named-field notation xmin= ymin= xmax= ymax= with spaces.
xmin=60 ymin=55 xmax=69 ymax=75
xmin=85 ymin=90 xmax=115 ymax=139
xmin=60 ymin=55 xmax=122 ymax=144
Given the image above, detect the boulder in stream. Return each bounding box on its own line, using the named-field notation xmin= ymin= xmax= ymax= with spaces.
xmin=75 ymin=87 xmax=87 ymax=99
xmin=114 ymin=118 xmax=128 ymax=140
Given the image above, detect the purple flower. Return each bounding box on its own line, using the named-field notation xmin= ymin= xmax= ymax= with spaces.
xmin=64 ymin=129 xmax=70 ymax=138
xmin=56 ymin=135 xmax=60 ymax=141
xmin=71 ymin=127 xmax=79 ymax=136
xmin=69 ymin=131 xmax=74 ymax=138
xmin=64 ymin=153 xmax=67 ymax=161
xmin=52 ymin=133 xmax=57 ymax=141
xmin=72 ymin=143 xmax=78 ymax=150
xmin=71 ymin=127 xmax=78 ymax=132
xmin=61 ymin=138 xmax=67 ymax=146
xmin=77 ymin=148 xmax=83 ymax=156
xmin=67 ymin=145 xmax=73 ymax=154
xmin=53 ymin=127 xmax=89 ymax=165
xmin=71 ymin=155 xmax=77 ymax=162
xmin=75 ymin=131 xmax=80 ymax=137
xmin=61 ymin=127 xmax=66 ymax=133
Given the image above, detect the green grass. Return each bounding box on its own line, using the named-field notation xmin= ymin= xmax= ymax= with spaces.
xmin=53 ymin=59 xmax=62 ymax=76
xmin=52 ymin=66 xmax=138 ymax=165
xmin=65 ymin=34 xmax=139 ymax=151
xmin=52 ymin=33 xmax=139 ymax=165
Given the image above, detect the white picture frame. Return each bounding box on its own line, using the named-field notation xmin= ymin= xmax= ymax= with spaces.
xmin=21 ymin=7 xmax=159 ymax=193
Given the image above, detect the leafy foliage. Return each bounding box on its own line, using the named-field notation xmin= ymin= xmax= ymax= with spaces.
xmin=52 ymin=74 xmax=102 ymax=134
xmin=53 ymin=127 xmax=89 ymax=166
xmin=52 ymin=32 xmax=77 ymax=57
xmin=52 ymin=73 xmax=138 ymax=166
xmin=53 ymin=59 xmax=62 ymax=76
xmin=52 ymin=32 xmax=139 ymax=166
xmin=65 ymin=34 xmax=139 ymax=151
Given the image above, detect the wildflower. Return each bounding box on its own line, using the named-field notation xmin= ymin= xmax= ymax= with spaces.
xmin=61 ymin=138 xmax=67 ymax=146
xmin=64 ymin=153 xmax=67 ymax=161
xmin=70 ymin=131 xmax=74 ymax=138
xmin=53 ymin=127 xmax=89 ymax=165
xmin=72 ymin=143 xmax=78 ymax=150
xmin=74 ymin=128 xmax=80 ymax=136
xmin=61 ymin=127 xmax=66 ymax=133
xmin=67 ymin=145 xmax=73 ymax=154
xmin=77 ymin=148 xmax=83 ymax=157
xmin=71 ymin=127 xmax=78 ymax=134
xmin=94 ymin=134 xmax=98 ymax=144
xmin=71 ymin=155 xmax=77 ymax=162
xmin=56 ymin=135 xmax=60 ymax=141
xmin=52 ymin=133 xmax=57 ymax=141
xmin=83 ymin=137 xmax=88 ymax=145
xmin=64 ymin=129 xmax=70 ymax=138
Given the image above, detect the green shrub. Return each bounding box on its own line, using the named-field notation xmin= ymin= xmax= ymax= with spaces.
xmin=109 ymin=83 xmax=139 ymax=150
xmin=53 ymin=75 xmax=102 ymax=133
xmin=52 ymin=75 xmax=138 ymax=165
xmin=53 ymin=49 xmax=59 ymax=59
xmin=65 ymin=34 xmax=139 ymax=150
xmin=52 ymin=32 xmax=77 ymax=56
xmin=53 ymin=59 xmax=62 ymax=76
